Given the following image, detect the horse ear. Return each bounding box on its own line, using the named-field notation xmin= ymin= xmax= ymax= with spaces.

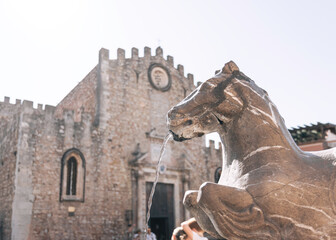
xmin=222 ymin=61 xmax=239 ymax=74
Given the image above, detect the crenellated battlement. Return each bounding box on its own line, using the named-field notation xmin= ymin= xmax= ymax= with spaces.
xmin=1 ymin=96 xmax=22 ymax=106
xmin=131 ymin=47 xmax=138 ymax=59
xmin=0 ymin=97 xmax=95 ymax=127
xmin=0 ymin=96 xmax=24 ymax=109
xmin=0 ymin=96 xmax=56 ymax=114
xmin=98 ymin=46 xmax=196 ymax=85
xmin=206 ymin=139 xmax=222 ymax=154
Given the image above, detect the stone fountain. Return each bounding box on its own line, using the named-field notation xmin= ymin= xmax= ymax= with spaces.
xmin=167 ymin=61 xmax=336 ymax=239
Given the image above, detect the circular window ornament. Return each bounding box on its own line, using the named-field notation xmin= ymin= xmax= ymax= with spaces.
xmin=148 ymin=64 xmax=171 ymax=91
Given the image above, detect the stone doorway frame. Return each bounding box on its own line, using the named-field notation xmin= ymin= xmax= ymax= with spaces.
xmin=136 ymin=167 xmax=185 ymax=231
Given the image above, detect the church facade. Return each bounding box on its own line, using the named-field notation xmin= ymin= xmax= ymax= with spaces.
xmin=0 ymin=47 xmax=222 ymax=240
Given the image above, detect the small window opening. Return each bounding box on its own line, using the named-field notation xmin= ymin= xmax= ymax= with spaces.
xmin=66 ymin=157 xmax=77 ymax=195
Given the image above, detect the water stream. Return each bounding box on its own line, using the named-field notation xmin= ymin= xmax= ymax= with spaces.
xmin=144 ymin=132 xmax=172 ymax=238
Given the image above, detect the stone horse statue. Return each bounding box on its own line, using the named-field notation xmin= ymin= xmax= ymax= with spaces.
xmin=167 ymin=61 xmax=336 ymax=239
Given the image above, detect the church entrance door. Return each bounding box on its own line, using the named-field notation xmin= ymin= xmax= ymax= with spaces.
xmin=146 ymin=182 xmax=174 ymax=240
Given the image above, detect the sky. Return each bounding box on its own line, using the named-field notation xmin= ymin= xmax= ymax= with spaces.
xmin=0 ymin=0 xmax=335 ymax=135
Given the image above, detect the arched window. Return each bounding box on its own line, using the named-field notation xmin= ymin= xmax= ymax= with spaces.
xmin=214 ymin=167 xmax=222 ymax=183
xmin=66 ymin=157 xmax=78 ymax=195
xmin=60 ymin=149 xmax=85 ymax=202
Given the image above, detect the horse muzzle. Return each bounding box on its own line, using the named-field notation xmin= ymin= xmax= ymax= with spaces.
xmin=169 ymin=130 xmax=191 ymax=142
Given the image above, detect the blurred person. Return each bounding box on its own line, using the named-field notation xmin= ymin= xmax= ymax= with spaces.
xmin=133 ymin=229 xmax=141 ymax=240
xmin=171 ymin=227 xmax=187 ymax=240
xmin=146 ymin=227 xmax=157 ymax=240
xmin=172 ymin=218 xmax=208 ymax=240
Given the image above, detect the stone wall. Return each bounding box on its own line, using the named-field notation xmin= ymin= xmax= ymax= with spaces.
xmin=55 ymin=66 xmax=98 ymax=122
xmin=0 ymin=98 xmax=20 ymax=240
xmin=27 ymin=106 xmax=125 ymax=239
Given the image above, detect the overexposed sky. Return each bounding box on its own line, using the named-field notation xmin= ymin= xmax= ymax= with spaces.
xmin=0 ymin=0 xmax=335 ymax=130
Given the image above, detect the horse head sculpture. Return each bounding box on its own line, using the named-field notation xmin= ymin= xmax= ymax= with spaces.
xmin=167 ymin=61 xmax=336 ymax=239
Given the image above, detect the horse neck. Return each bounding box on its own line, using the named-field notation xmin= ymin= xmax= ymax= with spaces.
xmin=218 ymin=102 xmax=302 ymax=165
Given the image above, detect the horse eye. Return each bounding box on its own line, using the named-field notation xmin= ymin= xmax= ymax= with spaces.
xmin=185 ymin=120 xmax=193 ymax=126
